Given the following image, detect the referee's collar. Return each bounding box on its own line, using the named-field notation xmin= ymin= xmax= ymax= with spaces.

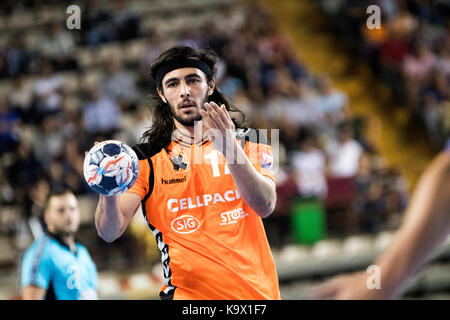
xmin=46 ymin=231 xmax=80 ymax=255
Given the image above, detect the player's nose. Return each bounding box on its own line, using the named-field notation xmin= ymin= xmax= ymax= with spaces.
xmin=180 ymin=81 xmax=191 ymax=98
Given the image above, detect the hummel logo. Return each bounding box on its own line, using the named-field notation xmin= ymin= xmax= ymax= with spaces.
xmin=170 ymin=154 xmax=188 ymax=171
xmin=161 ymin=176 xmax=187 ymax=185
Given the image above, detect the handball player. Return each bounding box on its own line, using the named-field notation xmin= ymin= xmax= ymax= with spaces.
xmin=94 ymin=46 xmax=280 ymax=300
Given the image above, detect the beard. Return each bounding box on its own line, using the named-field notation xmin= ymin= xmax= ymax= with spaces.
xmin=55 ymin=229 xmax=76 ymax=237
xmin=172 ymin=110 xmax=202 ymax=127
xmin=169 ymin=92 xmax=208 ymax=127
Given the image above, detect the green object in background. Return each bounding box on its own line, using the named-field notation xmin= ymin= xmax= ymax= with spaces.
xmin=290 ymin=197 xmax=326 ymax=245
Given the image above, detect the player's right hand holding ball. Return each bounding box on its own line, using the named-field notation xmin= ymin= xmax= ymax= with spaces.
xmin=83 ymin=140 xmax=139 ymax=197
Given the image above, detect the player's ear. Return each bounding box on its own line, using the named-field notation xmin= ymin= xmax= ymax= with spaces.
xmin=157 ymin=87 xmax=167 ymax=103
xmin=207 ymin=79 xmax=215 ymax=96
xmin=43 ymin=210 xmax=49 ymax=228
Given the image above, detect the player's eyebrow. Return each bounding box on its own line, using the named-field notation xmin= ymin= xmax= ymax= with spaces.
xmin=184 ymin=73 xmax=201 ymax=80
xmin=164 ymin=77 xmax=179 ymax=86
xmin=164 ymin=73 xmax=202 ymax=85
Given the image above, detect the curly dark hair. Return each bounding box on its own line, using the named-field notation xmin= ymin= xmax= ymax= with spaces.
xmin=141 ymin=46 xmax=246 ymax=152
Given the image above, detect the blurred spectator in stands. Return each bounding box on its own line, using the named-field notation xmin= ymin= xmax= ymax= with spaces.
xmin=33 ymin=61 xmax=63 ymax=120
xmin=421 ymin=70 xmax=448 ymax=104
xmin=231 ymin=87 xmax=254 ymax=121
xmin=205 ymin=21 xmax=232 ymax=57
xmin=110 ymin=0 xmax=140 ymax=42
xmin=379 ymin=29 xmax=410 ymax=72
xmin=0 ymin=168 xmax=14 ymax=205
xmin=119 ymin=104 xmax=153 ymax=145
xmin=372 ymin=0 xmax=397 ymax=23
xmin=291 ymin=128 xmax=327 ymax=199
xmin=178 ymin=27 xmax=205 ymax=49
xmin=8 ymin=75 xmax=33 ymax=123
xmin=33 ymin=114 xmax=66 ymax=170
xmin=422 ymin=92 xmax=443 ymax=145
xmin=434 ymin=40 xmax=450 ymax=76
xmin=211 ymin=4 xmax=245 ymax=39
xmin=284 ymin=80 xmax=323 ymax=127
xmin=6 ymin=141 xmax=42 ymax=202
xmin=220 ymin=75 xmax=245 ymax=101
xmin=101 ymin=57 xmax=138 ymax=112
xmin=48 ymin=161 xmax=66 ymax=191
xmin=413 ymin=21 xmax=442 ymax=47
xmin=46 ymin=154 xmax=86 ymax=195
xmin=222 ymin=38 xmax=252 ymax=92
xmin=326 ymin=123 xmax=363 ymax=178
xmin=314 ymin=76 xmax=349 ymax=126
xmin=82 ymin=86 xmax=121 ymax=140
xmin=260 ymin=75 xmax=299 ymax=143
xmin=60 ymin=138 xmax=89 ymax=195
xmin=0 ymin=0 xmax=15 ymax=15
xmin=26 ymin=177 xmax=50 ymax=219
xmin=140 ymin=31 xmax=175 ymax=78
xmin=332 ymin=1 xmax=450 ymax=146
xmin=0 ymin=97 xmax=21 ymax=154
xmin=63 ymin=138 xmax=83 ymax=174
xmin=382 ymin=168 xmax=408 ymax=229
xmin=0 ymin=40 xmax=8 ymax=78
xmin=433 ymin=71 xmax=449 ymax=101
xmin=6 ymin=35 xmax=31 ymax=77
xmin=443 ymin=100 xmax=450 ymax=140
xmin=82 ymin=0 xmax=118 ymax=46
xmin=407 ymin=0 xmax=445 ymax=25
xmin=58 ymin=94 xmax=83 ymax=139
xmin=402 ymin=41 xmax=436 ymax=105
xmin=361 ymin=14 xmax=388 ymax=74
xmin=38 ymin=22 xmax=78 ymax=71
xmin=388 ymin=7 xmax=418 ymax=40
xmin=354 ymin=152 xmax=376 ymax=199
xmin=353 ymin=152 xmax=384 ymax=233
xmin=258 ymin=34 xmax=285 ymax=97
xmin=356 ymin=175 xmax=385 ymax=233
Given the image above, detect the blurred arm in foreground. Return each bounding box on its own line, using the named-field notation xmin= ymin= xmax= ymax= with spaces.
xmin=312 ymin=151 xmax=450 ymax=299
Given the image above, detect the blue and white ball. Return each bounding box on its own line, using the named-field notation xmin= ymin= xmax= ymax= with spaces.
xmin=83 ymin=140 xmax=139 ymax=196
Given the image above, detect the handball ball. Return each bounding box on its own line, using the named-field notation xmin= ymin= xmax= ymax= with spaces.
xmin=83 ymin=140 xmax=139 ymax=196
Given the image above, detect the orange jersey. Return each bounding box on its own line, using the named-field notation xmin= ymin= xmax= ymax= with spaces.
xmin=127 ymin=128 xmax=280 ymax=300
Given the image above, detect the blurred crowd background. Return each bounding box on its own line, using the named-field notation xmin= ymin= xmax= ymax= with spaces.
xmin=0 ymin=0 xmax=449 ymax=299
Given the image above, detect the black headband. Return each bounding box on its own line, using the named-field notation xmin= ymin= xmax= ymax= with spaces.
xmin=155 ymin=58 xmax=212 ymax=85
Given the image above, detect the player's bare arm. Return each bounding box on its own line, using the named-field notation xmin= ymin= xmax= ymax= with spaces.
xmin=200 ymin=101 xmax=277 ymax=218
xmin=22 ymin=285 xmax=46 ymax=300
xmin=313 ymin=152 xmax=450 ymax=299
xmin=94 ymin=186 xmax=142 ymax=242
xmin=374 ymin=151 xmax=450 ymax=297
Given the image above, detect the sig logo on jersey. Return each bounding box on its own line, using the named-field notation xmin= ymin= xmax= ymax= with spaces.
xmin=220 ymin=208 xmax=248 ymax=226
xmin=171 ymin=215 xmax=201 ymax=234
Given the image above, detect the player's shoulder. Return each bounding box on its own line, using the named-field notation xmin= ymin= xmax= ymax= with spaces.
xmin=132 ymin=140 xmax=163 ymax=160
xmin=235 ymin=127 xmax=269 ymax=145
xmin=23 ymin=234 xmax=52 ymax=262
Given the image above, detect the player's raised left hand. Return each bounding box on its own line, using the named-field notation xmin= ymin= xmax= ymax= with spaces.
xmin=200 ymin=101 xmax=237 ymax=160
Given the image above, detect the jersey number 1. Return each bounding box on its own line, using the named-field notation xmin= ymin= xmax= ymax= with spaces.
xmin=205 ymin=150 xmax=230 ymax=177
